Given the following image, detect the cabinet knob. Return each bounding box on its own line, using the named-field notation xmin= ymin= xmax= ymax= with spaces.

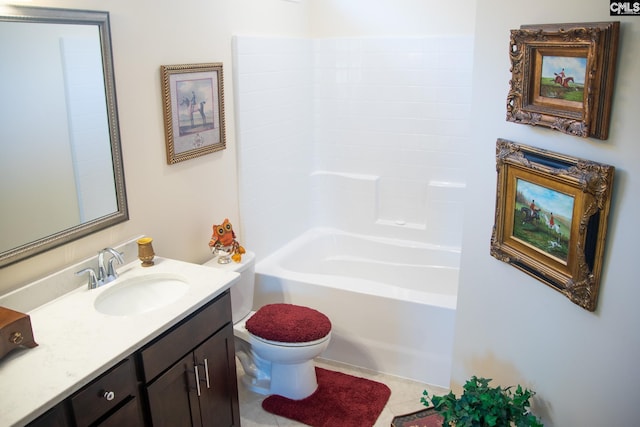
xmin=103 ymin=390 xmax=115 ymax=401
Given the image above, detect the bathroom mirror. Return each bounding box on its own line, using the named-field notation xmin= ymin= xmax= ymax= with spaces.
xmin=0 ymin=6 xmax=128 ymax=268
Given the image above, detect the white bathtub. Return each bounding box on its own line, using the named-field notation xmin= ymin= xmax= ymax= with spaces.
xmin=253 ymin=228 xmax=459 ymax=387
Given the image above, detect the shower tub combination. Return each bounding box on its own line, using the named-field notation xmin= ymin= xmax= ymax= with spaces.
xmin=253 ymin=227 xmax=460 ymax=387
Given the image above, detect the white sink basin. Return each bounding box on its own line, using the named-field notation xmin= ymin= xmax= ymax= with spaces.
xmin=94 ymin=274 xmax=190 ymax=316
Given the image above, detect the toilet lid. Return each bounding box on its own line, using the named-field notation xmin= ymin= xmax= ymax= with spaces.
xmin=246 ymin=303 xmax=331 ymax=343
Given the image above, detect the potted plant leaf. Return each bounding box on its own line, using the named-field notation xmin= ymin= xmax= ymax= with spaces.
xmin=421 ymin=376 xmax=543 ymax=427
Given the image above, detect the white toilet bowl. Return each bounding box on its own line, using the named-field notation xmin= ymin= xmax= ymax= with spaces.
xmin=203 ymin=252 xmax=332 ymax=400
xmin=232 ymin=312 xmax=272 ymax=395
xmin=234 ymin=310 xmax=331 ymax=399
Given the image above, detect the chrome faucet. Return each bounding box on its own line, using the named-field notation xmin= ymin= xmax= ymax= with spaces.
xmin=76 ymin=267 xmax=99 ymax=289
xmin=98 ymin=247 xmax=125 ymax=283
xmin=76 ymin=247 xmax=125 ymax=289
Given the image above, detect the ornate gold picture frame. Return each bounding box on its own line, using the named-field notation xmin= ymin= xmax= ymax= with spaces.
xmin=161 ymin=63 xmax=226 ymax=164
xmin=506 ymin=22 xmax=619 ymax=139
xmin=491 ymin=139 xmax=614 ymax=311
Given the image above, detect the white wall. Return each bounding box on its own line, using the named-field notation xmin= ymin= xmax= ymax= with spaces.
xmin=309 ymin=0 xmax=476 ymax=37
xmin=1 ymin=0 xmax=310 ymax=293
xmin=453 ymin=2 xmax=640 ymax=426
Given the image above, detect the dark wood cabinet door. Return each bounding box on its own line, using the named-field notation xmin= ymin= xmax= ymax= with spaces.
xmin=146 ymin=352 xmax=201 ymax=427
xmin=27 ymin=404 xmax=70 ymax=427
xmin=97 ymin=398 xmax=144 ymax=427
xmin=139 ymin=292 xmax=231 ymax=383
xmin=195 ymin=324 xmax=240 ymax=427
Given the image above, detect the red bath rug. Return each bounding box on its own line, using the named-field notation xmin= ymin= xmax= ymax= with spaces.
xmin=262 ymin=367 xmax=391 ymax=427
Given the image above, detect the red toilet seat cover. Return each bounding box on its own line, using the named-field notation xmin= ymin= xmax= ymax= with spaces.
xmin=246 ymin=303 xmax=332 ymax=343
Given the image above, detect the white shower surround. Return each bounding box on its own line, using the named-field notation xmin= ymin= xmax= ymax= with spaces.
xmin=234 ymin=35 xmax=473 ymax=254
xmin=233 ymin=35 xmax=473 ymax=384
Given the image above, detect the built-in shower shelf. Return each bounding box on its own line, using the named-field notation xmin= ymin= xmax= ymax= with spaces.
xmin=375 ymin=219 xmax=426 ymax=230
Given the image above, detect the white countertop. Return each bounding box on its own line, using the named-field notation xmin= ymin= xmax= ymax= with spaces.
xmin=0 ymin=256 xmax=239 ymax=426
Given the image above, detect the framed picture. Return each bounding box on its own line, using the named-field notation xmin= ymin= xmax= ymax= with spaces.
xmin=506 ymin=22 xmax=619 ymax=139
xmin=161 ymin=63 xmax=226 ymax=164
xmin=490 ymin=139 xmax=614 ymax=311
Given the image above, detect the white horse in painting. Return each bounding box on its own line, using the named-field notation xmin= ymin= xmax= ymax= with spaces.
xmin=542 ymin=213 xmax=560 ymax=234
xmin=543 ymin=213 xmax=562 ymax=250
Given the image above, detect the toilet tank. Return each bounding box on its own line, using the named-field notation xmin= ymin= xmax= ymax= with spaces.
xmin=203 ymin=251 xmax=255 ymax=324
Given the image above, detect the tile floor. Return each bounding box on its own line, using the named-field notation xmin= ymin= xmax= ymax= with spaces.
xmin=237 ymin=358 xmax=449 ymax=426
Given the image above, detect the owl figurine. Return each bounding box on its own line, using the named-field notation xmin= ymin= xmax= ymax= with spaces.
xmin=208 ymin=218 xmax=246 ymax=262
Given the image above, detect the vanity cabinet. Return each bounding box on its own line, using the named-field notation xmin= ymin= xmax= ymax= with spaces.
xmin=139 ymin=291 xmax=240 ymax=427
xmin=26 ymin=290 xmax=239 ymax=427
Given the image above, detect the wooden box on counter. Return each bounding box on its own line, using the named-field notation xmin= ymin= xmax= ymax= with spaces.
xmin=0 ymin=307 xmax=38 ymax=360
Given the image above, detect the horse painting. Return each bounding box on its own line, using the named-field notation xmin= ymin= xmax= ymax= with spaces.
xmin=179 ymin=97 xmax=207 ymax=127
xmin=520 ymin=206 xmax=540 ymax=224
xmin=553 ymin=73 xmax=574 ymax=88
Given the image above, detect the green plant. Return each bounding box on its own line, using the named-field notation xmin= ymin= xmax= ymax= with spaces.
xmin=421 ymin=376 xmax=543 ymax=427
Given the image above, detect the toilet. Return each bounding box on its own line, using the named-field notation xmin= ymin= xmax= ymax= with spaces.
xmin=203 ymin=251 xmax=331 ymax=400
